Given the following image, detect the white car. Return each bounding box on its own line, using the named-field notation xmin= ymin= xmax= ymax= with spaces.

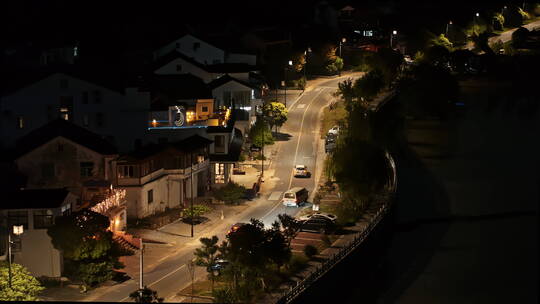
xmin=294 ymin=165 xmax=309 ymax=177
xmin=327 ymin=126 xmax=340 ymax=136
xmin=297 ymin=212 xmax=337 ymax=223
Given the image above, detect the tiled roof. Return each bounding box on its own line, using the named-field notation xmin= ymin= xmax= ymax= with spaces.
xmin=14 ymin=118 xmax=117 ymax=159
xmin=2 ymin=188 xmax=69 ymax=210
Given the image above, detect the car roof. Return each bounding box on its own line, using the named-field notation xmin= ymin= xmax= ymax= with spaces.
xmin=295 ymin=165 xmax=306 ymax=168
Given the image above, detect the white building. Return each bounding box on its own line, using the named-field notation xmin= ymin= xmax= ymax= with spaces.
xmin=113 ymin=135 xmax=213 ymax=220
xmin=0 ymin=188 xmax=76 ymax=278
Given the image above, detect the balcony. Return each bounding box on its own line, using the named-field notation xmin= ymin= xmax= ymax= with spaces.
xmin=117 ymin=160 xmax=209 ymax=186
xmin=148 ymin=107 xmax=231 ymax=130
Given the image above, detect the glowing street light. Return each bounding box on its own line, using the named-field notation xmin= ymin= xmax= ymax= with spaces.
xmin=8 ymin=225 xmax=24 ymax=289
xmin=390 ymin=30 xmax=398 ymax=49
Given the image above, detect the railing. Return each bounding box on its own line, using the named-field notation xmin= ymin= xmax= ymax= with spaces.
xmin=275 ymin=196 xmax=392 ymax=304
xmin=275 ymin=151 xmax=397 ymax=304
xmin=117 ymin=160 xmax=210 ymax=186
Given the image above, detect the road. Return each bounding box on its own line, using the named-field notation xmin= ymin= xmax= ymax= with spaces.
xmin=85 ymin=74 xmax=362 ymax=302
xmin=488 ymin=19 xmax=540 ymax=45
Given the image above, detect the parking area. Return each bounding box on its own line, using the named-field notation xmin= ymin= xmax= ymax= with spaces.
xmin=290 ymin=231 xmax=327 ymax=253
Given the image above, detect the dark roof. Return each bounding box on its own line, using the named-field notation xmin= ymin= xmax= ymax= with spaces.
xmin=118 ymin=135 xmax=213 ymax=161
xmin=154 ymin=32 xmax=256 ymax=56
xmin=0 ymin=64 xmax=126 ymax=97
xmin=209 ymin=128 xmax=244 ymax=162
xmin=206 ymin=123 xmax=235 ymax=134
xmin=15 ymin=118 xmax=117 ymax=159
xmin=152 ymin=50 xmax=208 ymax=72
xmin=208 ymin=74 xmax=257 ymax=90
xmin=149 ymin=74 xmax=212 ymax=109
xmin=2 ymin=188 xmax=70 ymax=210
xmin=205 ymin=62 xmax=259 ymax=73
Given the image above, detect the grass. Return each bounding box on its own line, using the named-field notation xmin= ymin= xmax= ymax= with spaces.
xmin=320 ymin=101 xmax=347 ymax=139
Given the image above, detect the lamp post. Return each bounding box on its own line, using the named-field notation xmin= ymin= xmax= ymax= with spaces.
xmin=390 ymin=30 xmax=397 ymax=49
xmin=446 ymin=20 xmax=452 ymax=37
xmin=138 ymin=238 xmax=144 ymax=298
xmin=474 ymin=13 xmax=480 ymax=35
xmin=284 ymin=60 xmax=292 ymax=107
xmin=190 ymin=151 xmax=194 ymax=238
xmin=339 ymin=39 xmax=346 ymax=76
xmin=8 ymin=225 xmax=24 ymax=289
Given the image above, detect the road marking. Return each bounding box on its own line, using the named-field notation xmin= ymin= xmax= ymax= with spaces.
xmin=287 ymin=88 xmax=325 ymax=191
xmin=261 ymin=88 xmax=325 ymax=222
xmin=268 ymin=191 xmax=283 ymax=201
xmin=297 ymin=104 xmax=306 ymax=109
xmin=148 ymin=264 xmax=186 ymax=288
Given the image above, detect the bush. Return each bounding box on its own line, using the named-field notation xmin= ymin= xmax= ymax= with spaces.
xmin=213 ymin=182 xmax=247 ymax=205
xmin=303 ymin=245 xmax=318 ymax=258
xmin=286 ymin=255 xmax=309 ymax=274
xmin=212 ymin=287 xmax=237 ymax=303
xmin=182 ymin=204 xmax=212 ymax=222
xmin=321 ymin=234 xmax=332 ymax=247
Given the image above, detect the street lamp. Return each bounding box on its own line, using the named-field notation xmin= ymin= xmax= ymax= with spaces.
xmin=446 ymin=20 xmax=452 ymax=37
xmin=474 ymin=13 xmax=480 ymax=35
xmin=284 ymin=60 xmax=293 ymax=107
xmin=390 ymin=30 xmax=397 ymax=49
xmin=339 ymin=38 xmax=346 ymax=58
xmin=8 ymin=225 xmax=24 ymax=289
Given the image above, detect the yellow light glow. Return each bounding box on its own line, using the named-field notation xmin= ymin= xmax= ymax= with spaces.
xmin=152 ymin=119 xmax=157 ymax=127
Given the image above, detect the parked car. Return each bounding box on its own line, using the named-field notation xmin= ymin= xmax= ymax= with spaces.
xmin=210 ymin=259 xmax=229 ymax=274
xmin=226 ymin=223 xmax=246 ymax=237
xmin=300 ymin=218 xmax=336 ymax=234
xmin=282 ymin=187 xmax=309 ymax=207
xmin=294 ymin=165 xmax=310 ymax=178
xmin=297 ymin=212 xmax=337 ymax=223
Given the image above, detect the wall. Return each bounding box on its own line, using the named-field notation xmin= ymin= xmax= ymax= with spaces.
xmin=16 ymin=137 xmax=112 ymax=195
xmin=226 ymin=53 xmax=257 ymax=65
xmin=211 ymin=81 xmax=253 ymax=108
xmin=0 ymin=73 xmax=151 ymax=152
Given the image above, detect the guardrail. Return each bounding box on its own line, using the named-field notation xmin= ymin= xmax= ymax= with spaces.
xmin=275 ymin=151 xmax=397 ymax=304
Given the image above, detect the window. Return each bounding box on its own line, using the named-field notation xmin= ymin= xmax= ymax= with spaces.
xmin=33 ymin=210 xmax=54 ymax=229
xmin=61 ymin=204 xmax=71 ymax=216
xmin=8 ymin=210 xmax=28 ymax=230
xmin=17 ymin=116 xmax=24 ymax=129
xmin=82 ymin=91 xmax=89 ymax=104
xmin=202 ymin=106 xmax=208 ymax=113
xmin=41 ymin=163 xmax=55 ymax=178
xmin=83 ymin=114 xmax=89 ymax=126
xmin=118 ymin=165 xmax=134 ymax=178
xmin=214 ymin=135 xmax=225 ymax=153
xmin=93 ymin=90 xmax=102 ymax=104
xmin=193 ymin=42 xmax=200 ymax=50
xmin=147 ymin=189 xmax=154 ymax=204
xmin=59 ymin=96 xmax=73 ymax=121
xmin=80 ymin=162 xmax=94 ymax=177
xmin=60 ymin=79 xmax=68 ymax=89
xmin=175 ymin=42 xmax=180 ymax=48
xmin=58 ymin=143 xmax=64 ymax=152
xmin=215 ymin=163 xmax=225 ymax=184
xmin=176 ymin=64 xmax=182 ymax=71
xmin=96 ymin=112 xmax=104 ymax=127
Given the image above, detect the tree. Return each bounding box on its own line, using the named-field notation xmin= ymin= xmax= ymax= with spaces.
xmin=129 ymin=286 xmax=164 ymax=303
xmin=493 ymin=13 xmax=505 ymax=30
xmin=512 ymin=27 xmax=530 ymax=48
xmin=213 ymin=182 xmax=246 ymax=205
xmin=353 ymin=69 xmax=385 ymax=101
xmin=248 ymin=119 xmax=274 ymax=147
xmin=275 ymin=213 xmax=302 ymax=246
xmin=430 ymin=34 xmax=453 ymax=50
xmin=182 ymin=204 xmax=212 ymax=224
xmin=263 ymin=102 xmax=288 ymax=133
xmin=303 ymin=244 xmax=318 ymax=259
xmin=194 ymin=236 xmax=219 ymax=291
xmin=365 ymin=47 xmax=404 ymax=84
xmin=334 ymin=78 xmax=355 ymax=110
xmin=47 ymin=209 xmax=124 ymax=287
xmin=0 ymin=262 xmax=44 ymax=301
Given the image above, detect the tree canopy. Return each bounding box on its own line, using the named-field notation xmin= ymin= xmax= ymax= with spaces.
xmin=263 ymin=102 xmax=288 ymax=132
xmin=213 ymin=182 xmax=247 ymax=205
xmin=248 ymin=119 xmax=274 ymax=147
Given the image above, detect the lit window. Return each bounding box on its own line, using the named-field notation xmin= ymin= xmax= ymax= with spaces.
xmin=118 ymin=165 xmax=134 ymax=178
xmin=202 ymin=106 xmax=208 ymax=113
xmin=215 ymin=163 xmax=225 ymax=184
xmin=17 ymin=116 xmax=24 ymax=129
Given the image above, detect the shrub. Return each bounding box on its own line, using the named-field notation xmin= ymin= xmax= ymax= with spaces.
xmin=321 ymin=234 xmax=332 ymax=247
xmin=303 ymin=244 xmax=319 ymax=258
xmin=286 ymin=255 xmax=309 ymax=274
xmin=213 ymin=182 xmax=247 ymax=205
xmin=212 ymin=287 xmax=236 ymax=303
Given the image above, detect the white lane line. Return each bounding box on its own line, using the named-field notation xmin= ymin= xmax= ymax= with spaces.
xmin=287 ymin=88 xmax=325 ymax=191
xmin=297 ymin=104 xmax=306 ymax=109
xmin=261 ymin=88 xmax=325 ymax=222
xmin=148 ymin=264 xmax=186 ymax=288
xmin=268 ymin=191 xmax=283 ymax=201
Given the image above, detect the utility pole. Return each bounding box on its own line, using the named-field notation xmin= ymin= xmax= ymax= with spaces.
xmin=139 ymin=239 xmax=144 ymax=298
xmin=190 ymin=151 xmax=194 ymax=238
xmin=8 ymin=233 xmax=12 ymax=289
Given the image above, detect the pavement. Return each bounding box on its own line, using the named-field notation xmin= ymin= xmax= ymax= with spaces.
xmin=465 ymin=18 xmax=540 ymax=50
xmin=39 ymin=71 xmax=366 ymax=303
